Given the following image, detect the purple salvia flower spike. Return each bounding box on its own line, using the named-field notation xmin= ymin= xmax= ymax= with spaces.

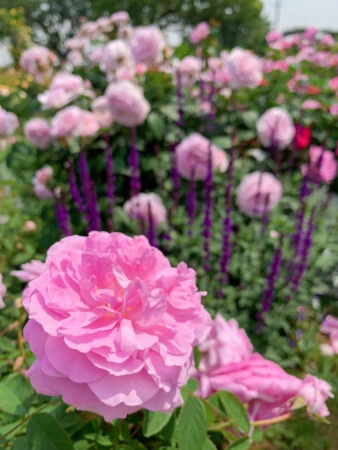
xmin=104 ymin=134 xmax=116 ymax=232
xmin=187 ymin=168 xmax=197 ymax=237
xmin=176 ymin=70 xmax=184 ymax=129
xmin=67 ymin=159 xmax=87 ymax=218
xmin=54 ymin=188 xmax=72 ymax=237
xmin=202 ymin=143 xmax=214 ymax=271
xmin=129 ymin=127 xmax=141 ymax=197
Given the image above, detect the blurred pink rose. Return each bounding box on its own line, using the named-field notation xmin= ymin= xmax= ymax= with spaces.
xmin=265 ymin=30 xmax=283 ymax=44
xmin=176 ymin=56 xmax=202 ymax=86
xmin=33 ymin=166 xmax=54 ymax=199
xmin=227 ymin=48 xmax=262 ymax=89
xmin=65 ymin=37 xmax=88 ymax=51
xmin=11 ymin=260 xmax=46 ymax=282
xmin=23 ymin=220 xmax=37 ymax=233
xmin=257 ymin=107 xmax=295 ymax=150
xmin=190 ymin=22 xmax=210 ymax=45
xmin=320 ymin=34 xmax=335 ymax=46
xmin=0 ymin=274 xmax=6 ymax=309
xmin=301 ymin=100 xmax=321 ymax=110
xmin=100 ymin=40 xmax=133 ymax=74
xmin=321 ymin=315 xmax=338 ymax=335
xmin=302 ymin=146 xmax=337 ymax=183
xmin=328 ymin=77 xmax=338 ymax=91
xmin=67 ymin=51 xmax=84 ymax=68
xmin=24 ymin=118 xmax=51 ymax=149
xmin=236 ymin=171 xmax=283 ymax=218
xmin=123 ymin=193 xmax=167 ymax=228
xmin=35 ymin=165 xmax=53 ymax=184
xmin=193 ymin=315 xmax=332 ymax=421
xmin=23 ymin=232 xmax=211 ymax=420
xmin=176 ymin=133 xmax=229 ymax=181
xmin=299 ymin=375 xmax=333 ymax=417
xmin=96 ymin=17 xmax=113 ymax=33
xmin=51 ymin=106 xmax=99 ymax=138
xmin=105 ymin=80 xmax=150 ymax=127
xmin=110 ymin=11 xmax=130 ymax=24
xmin=92 ymin=97 xmax=114 ymax=128
xmin=79 ymin=21 xmax=100 ymax=39
xmin=0 ymin=109 xmax=19 ymax=136
xmin=329 ymin=104 xmax=338 ymax=116
xmin=20 ymin=46 xmax=57 ymax=83
xmin=131 ymin=26 xmax=164 ymax=64
xmin=303 ymin=27 xmax=318 ymax=41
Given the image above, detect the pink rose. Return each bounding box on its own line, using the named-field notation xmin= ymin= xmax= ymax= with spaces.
xmin=0 ymin=274 xmax=6 ymax=309
xmin=299 ymin=375 xmax=333 ymax=417
xmin=328 ymin=77 xmax=338 ymax=91
xmin=256 ymin=107 xmax=295 ymax=150
xmin=20 ymin=46 xmax=57 ymax=83
xmin=96 ymin=17 xmax=113 ymax=34
xmin=265 ymin=30 xmax=283 ymax=44
xmin=123 ymin=193 xmax=167 ymax=228
xmin=65 ymin=37 xmax=88 ymax=51
xmin=302 ymin=146 xmax=337 ymax=183
xmin=92 ymin=97 xmax=114 ymax=128
xmin=301 ymin=100 xmax=321 ymax=110
xmin=35 ymin=165 xmax=53 ymax=184
xmin=176 ymin=133 xmax=229 ymax=181
xmin=131 ymin=26 xmax=164 ymax=64
xmin=24 ymin=118 xmax=51 ymax=149
xmin=110 ymin=11 xmax=130 ymax=24
xmin=320 ymin=34 xmax=335 ymax=46
xmin=33 ymin=166 xmax=53 ymax=199
xmin=190 ymin=22 xmax=210 ymax=45
xmin=23 ymin=232 xmax=211 ymax=420
xmin=0 ymin=109 xmax=19 ymax=136
xmin=321 ymin=315 xmax=338 ymax=335
xmin=100 ymin=40 xmax=133 ymax=74
xmin=236 ymin=171 xmax=283 ymax=218
xmin=193 ymin=315 xmax=332 ymax=421
xmin=105 ymin=80 xmax=150 ymax=127
xmin=11 ymin=260 xmax=46 ymax=282
xmin=51 ymin=106 xmax=99 ymax=138
xmin=330 ymin=104 xmax=338 ymax=116
xmin=23 ymin=220 xmax=37 ymax=233
xmin=67 ymin=51 xmax=84 ymax=68
xmin=176 ymin=56 xmax=202 ymax=86
xmin=227 ymin=48 xmax=262 ymax=89
xmin=303 ymin=27 xmax=318 ymax=42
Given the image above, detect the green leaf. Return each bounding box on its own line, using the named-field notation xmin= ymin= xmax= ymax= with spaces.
xmin=181 ymin=378 xmax=199 ymax=402
xmin=143 ymin=410 xmax=172 ymax=437
xmin=0 ymin=374 xmax=34 ymax=415
xmin=251 ymin=427 xmax=263 ymax=443
xmin=202 ymin=437 xmax=218 ymax=450
xmin=177 ymin=397 xmax=207 ymax=450
xmin=13 ymin=436 xmax=30 ymax=450
xmin=147 ymin=112 xmax=166 ymax=140
xmin=218 ymin=391 xmax=250 ymax=434
xmin=227 ymin=437 xmax=250 ymax=450
xmin=212 ymin=136 xmax=232 ymax=150
xmin=27 ymin=413 xmax=74 ymax=450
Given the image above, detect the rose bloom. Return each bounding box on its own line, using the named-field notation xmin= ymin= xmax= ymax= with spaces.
xmin=131 ymin=26 xmax=164 ymax=64
xmin=0 ymin=109 xmax=19 ymax=136
xmin=23 ymin=232 xmax=211 ymax=420
xmin=329 ymin=104 xmax=338 ymax=116
xmin=51 ymin=106 xmax=99 ymax=138
xmin=301 ymin=100 xmax=321 ymax=110
xmin=227 ymin=48 xmax=262 ymax=89
xmin=111 ymin=11 xmax=130 ymax=24
xmin=24 ymin=118 xmax=51 ymax=149
xmin=302 ymin=146 xmax=337 ymax=183
xmin=100 ymin=40 xmax=134 ymax=74
xmin=328 ymin=77 xmax=338 ymax=91
xmin=0 ymin=274 xmax=6 ymax=309
xmin=105 ymin=80 xmax=150 ymax=127
xmin=293 ymin=124 xmax=311 ymax=150
xmin=123 ymin=193 xmax=167 ymax=228
xmin=303 ymin=27 xmax=318 ymax=41
xmin=190 ymin=22 xmax=210 ymax=45
xmin=236 ymin=171 xmax=283 ymax=218
xmin=256 ymin=107 xmax=295 ymax=150
xmin=20 ymin=46 xmax=57 ymax=83
xmin=265 ymin=30 xmax=283 ymax=44
xmin=23 ymin=220 xmax=37 ymax=233
xmin=11 ymin=260 xmax=46 ymax=282
xmin=193 ymin=315 xmax=332 ymax=421
xmin=176 ymin=133 xmax=228 ymax=181
xmin=320 ymin=34 xmax=335 ymax=46
xmin=321 ymin=315 xmax=338 ymax=335
xmin=176 ymin=56 xmax=202 ymax=87
xmin=92 ymin=97 xmax=114 ymax=128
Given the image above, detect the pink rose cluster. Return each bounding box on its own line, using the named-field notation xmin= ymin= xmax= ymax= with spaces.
xmin=176 ymin=56 xmax=202 ymax=87
xmin=176 ymin=133 xmax=229 ymax=181
xmin=32 ymin=166 xmax=54 ymax=200
xmin=227 ymin=47 xmax=263 ymax=89
xmin=20 ymin=46 xmax=58 ymax=83
xmin=24 ymin=118 xmax=51 ymax=149
xmin=105 ymin=80 xmax=150 ymax=127
xmin=0 ymin=274 xmax=6 ymax=309
xmin=51 ymin=106 xmax=99 ymax=138
xmin=0 ymin=108 xmax=19 ymax=136
xmin=123 ymin=193 xmax=167 ymax=228
xmin=320 ymin=315 xmax=338 ymax=356
xmin=193 ymin=314 xmax=333 ymax=421
xmin=236 ymin=171 xmax=283 ymax=218
xmin=38 ymin=73 xmax=91 ymax=110
xmin=302 ymin=146 xmax=337 ymax=184
xmin=256 ymin=107 xmax=295 ymax=150
xmin=23 ymin=232 xmax=211 ymax=421
xmin=131 ymin=26 xmax=165 ymax=64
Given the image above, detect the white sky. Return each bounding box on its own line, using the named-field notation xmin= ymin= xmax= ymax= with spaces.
xmin=262 ymin=0 xmax=338 ymax=31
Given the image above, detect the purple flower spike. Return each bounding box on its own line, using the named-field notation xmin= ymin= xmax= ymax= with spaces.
xmin=104 ymin=135 xmax=116 ymax=232
xmin=187 ymin=169 xmax=197 ymax=237
xmin=67 ymin=159 xmax=86 ymax=216
xmin=129 ymin=127 xmax=141 ymax=197
xmin=176 ymin=71 xmax=184 ymax=129
xmin=54 ymin=188 xmax=72 ymax=236
xmin=147 ymin=202 xmax=157 ymax=248
xmin=169 ymin=142 xmax=180 ymax=209
xmin=207 ymin=72 xmax=216 ymax=134
xmin=202 ymin=145 xmax=214 ymax=271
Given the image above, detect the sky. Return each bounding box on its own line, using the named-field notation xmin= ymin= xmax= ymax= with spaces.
xmin=262 ymin=0 xmax=338 ymax=31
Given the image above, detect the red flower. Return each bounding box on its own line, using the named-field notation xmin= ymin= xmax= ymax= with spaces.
xmin=294 ymin=124 xmax=311 ymax=150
